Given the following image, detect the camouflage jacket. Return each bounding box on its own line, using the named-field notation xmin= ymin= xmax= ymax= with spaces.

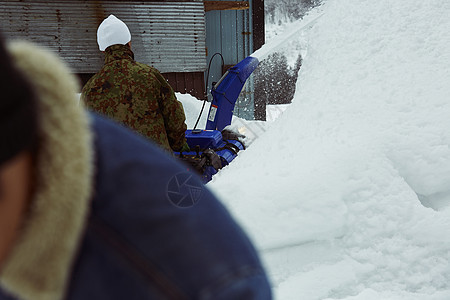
xmin=81 ymin=44 xmax=187 ymax=152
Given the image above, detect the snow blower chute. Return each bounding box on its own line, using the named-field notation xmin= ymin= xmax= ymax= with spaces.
xmin=175 ymin=56 xmax=259 ymax=182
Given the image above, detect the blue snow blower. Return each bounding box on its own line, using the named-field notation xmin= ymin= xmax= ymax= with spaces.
xmin=175 ymin=56 xmax=259 ymax=183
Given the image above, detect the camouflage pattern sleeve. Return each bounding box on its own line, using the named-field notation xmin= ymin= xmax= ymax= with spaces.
xmin=80 ymin=80 xmax=91 ymax=104
xmin=153 ymin=70 xmax=188 ymax=152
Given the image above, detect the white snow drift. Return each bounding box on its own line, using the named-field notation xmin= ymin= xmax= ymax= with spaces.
xmin=208 ymin=0 xmax=450 ymax=299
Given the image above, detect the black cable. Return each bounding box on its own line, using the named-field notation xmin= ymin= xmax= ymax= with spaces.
xmin=193 ymin=52 xmax=224 ymax=131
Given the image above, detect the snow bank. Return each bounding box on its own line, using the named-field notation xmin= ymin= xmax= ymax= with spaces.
xmin=175 ymin=92 xmax=208 ymax=129
xmin=209 ymin=0 xmax=450 ymax=298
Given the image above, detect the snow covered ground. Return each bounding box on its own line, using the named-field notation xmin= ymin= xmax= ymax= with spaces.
xmin=202 ymin=0 xmax=450 ymax=299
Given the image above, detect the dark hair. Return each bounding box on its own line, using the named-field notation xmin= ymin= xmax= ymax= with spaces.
xmin=0 ymin=33 xmax=39 ymax=166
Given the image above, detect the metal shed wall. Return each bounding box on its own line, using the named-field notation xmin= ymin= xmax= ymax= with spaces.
xmin=0 ymin=0 xmax=207 ymax=74
xmin=205 ymin=0 xmax=254 ymax=119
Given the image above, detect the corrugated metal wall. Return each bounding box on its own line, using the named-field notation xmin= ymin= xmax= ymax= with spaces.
xmin=205 ymin=0 xmax=254 ymax=119
xmin=0 ymin=0 xmax=207 ymax=74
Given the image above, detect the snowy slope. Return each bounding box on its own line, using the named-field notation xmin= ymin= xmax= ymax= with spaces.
xmin=208 ymin=0 xmax=450 ymax=299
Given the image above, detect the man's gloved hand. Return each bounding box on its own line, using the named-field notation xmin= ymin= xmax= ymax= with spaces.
xmin=203 ymin=149 xmax=222 ymax=170
xmin=180 ymin=142 xmax=191 ymax=153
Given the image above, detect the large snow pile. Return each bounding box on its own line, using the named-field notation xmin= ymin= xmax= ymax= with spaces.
xmin=209 ymin=0 xmax=450 ymax=299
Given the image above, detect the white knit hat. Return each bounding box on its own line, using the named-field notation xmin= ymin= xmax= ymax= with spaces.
xmin=97 ymin=15 xmax=131 ymax=51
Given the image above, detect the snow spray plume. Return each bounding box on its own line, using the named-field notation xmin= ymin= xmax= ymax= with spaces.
xmin=0 ymin=33 xmax=39 ymax=166
xmin=251 ymin=11 xmax=324 ymax=61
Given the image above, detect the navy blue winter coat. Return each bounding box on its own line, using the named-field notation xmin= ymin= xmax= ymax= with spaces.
xmin=66 ymin=114 xmax=272 ymax=299
xmin=0 ymin=114 xmax=272 ymax=300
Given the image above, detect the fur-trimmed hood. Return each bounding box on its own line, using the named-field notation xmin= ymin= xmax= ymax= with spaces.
xmin=0 ymin=41 xmax=93 ymax=300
